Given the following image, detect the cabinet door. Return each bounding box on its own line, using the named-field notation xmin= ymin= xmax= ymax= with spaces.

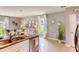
xmin=0 ymin=40 xmax=29 ymax=52
xmin=17 ymin=40 xmax=29 ymax=52
xmin=69 ymin=14 xmax=77 ymax=47
xmin=0 ymin=44 xmax=19 ymax=52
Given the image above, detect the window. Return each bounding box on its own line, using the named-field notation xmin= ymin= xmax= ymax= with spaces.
xmin=0 ymin=23 xmax=4 ymax=37
xmin=40 ymin=19 xmax=45 ymax=33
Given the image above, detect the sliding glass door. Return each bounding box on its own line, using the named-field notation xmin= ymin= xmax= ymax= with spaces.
xmin=38 ymin=15 xmax=47 ymax=38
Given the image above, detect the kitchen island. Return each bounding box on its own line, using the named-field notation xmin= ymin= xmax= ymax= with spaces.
xmin=0 ymin=34 xmax=39 ymax=52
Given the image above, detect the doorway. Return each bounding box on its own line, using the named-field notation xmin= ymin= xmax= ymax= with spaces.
xmin=38 ymin=15 xmax=47 ymax=38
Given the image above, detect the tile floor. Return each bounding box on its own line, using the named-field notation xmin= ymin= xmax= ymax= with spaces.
xmin=39 ymin=38 xmax=75 ymax=52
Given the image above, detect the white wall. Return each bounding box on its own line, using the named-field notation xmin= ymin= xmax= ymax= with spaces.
xmin=8 ymin=17 xmax=21 ymax=29
xmin=46 ymin=12 xmax=65 ymax=39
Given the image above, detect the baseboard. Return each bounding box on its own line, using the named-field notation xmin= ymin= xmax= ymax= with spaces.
xmin=46 ymin=37 xmax=58 ymax=40
xmin=65 ymin=43 xmax=71 ymax=47
xmin=65 ymin=43 xmax=75 ymax=48
xmin=46 ymin=37 xmax=75 ymax=48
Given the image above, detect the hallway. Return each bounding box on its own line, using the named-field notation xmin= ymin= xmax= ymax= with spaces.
xmin=39 ymin=38 xmax=75 ymax=52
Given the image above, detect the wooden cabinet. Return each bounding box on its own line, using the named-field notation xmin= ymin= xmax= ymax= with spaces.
xmin=0 ymin=40 xmax=29 ymax=52
xmin=0 ymin=35 xmax=39 ymax=52
xmin=0 ymin=43 xmax=19 ymax=52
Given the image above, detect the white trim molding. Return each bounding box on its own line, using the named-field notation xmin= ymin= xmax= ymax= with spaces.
xmin=46 ymin=37 xmax=58 ymax=40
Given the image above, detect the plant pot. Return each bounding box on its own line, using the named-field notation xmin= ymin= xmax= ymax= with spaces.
xmin=58 ymin=40 xmax=62 ymax=44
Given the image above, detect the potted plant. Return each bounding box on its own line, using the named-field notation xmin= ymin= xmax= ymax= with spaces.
xmin=57 ymin=25 xmax=64 ymax=43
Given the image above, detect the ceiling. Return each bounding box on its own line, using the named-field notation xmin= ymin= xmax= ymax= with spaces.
xmin=0 ymin=6 xmax=68 ymax=17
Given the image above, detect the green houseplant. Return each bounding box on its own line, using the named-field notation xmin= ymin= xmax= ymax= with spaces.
xmin=58 ymin=25 xmax=64 ymax=43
